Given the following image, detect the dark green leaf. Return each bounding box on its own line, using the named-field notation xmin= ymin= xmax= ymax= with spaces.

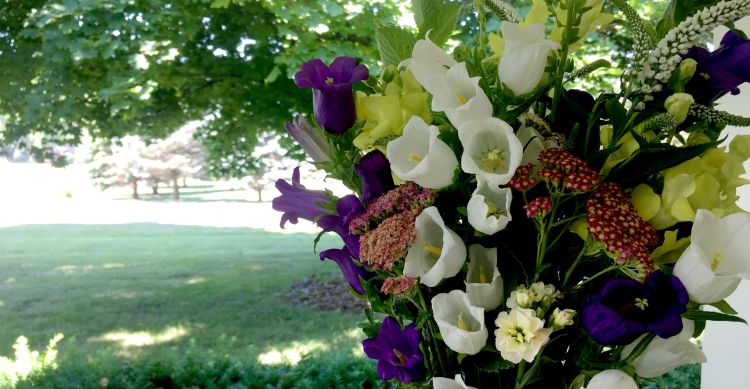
xmin=683 ymin=310 xmax=747 ymax=324
xmin=606 ymin=141 xmax=718 ymax=187
xmin=709 ymin=300 xmax=739 ymax=315
xmin=375 ymin=25 xmax=417 ymax=66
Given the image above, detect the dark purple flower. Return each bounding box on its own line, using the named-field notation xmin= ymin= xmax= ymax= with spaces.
xmin=319 ymin=246 xmax=371 ymax=295
xmin=355 ymin=150 xmax=395 ymax=203
xmin=272 ymin=167 xmax=333 ymax=228
xmin=685 ymin=30 xmax=750 ymax=104
xmin=362 ymin=316 xmax=425 ymax=383
xmin=582 ymin=271 xmax=689 ymax=345
xmin=285 ymin=116 xmax=331 ymax=163
xmin=294 ymin=57 xmax=369 ymax=134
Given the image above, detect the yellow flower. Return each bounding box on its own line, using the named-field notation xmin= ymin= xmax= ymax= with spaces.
xmin=549 ymin=0 xmax=614 ymax=53
xmin=353 ymin=69 xmax=431 ymax=150
xmin=650 ymin=230 xmax=690 ymax=264
xmin=600 ymin=125 xmax=641 ymax=175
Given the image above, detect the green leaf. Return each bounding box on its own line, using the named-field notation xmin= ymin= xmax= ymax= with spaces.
xmin=412 ymin=0 xmax=461 ymax=47
xmin=709 ymin=300 xmax=739 ymax=315
xmin=657 ymin=0 xmax=720 ymax=37
xmin=605 ymin=98 xmax=628 ymax=143
xmin=375 ymin=25 xmax=417 ymax=66
xmin=210 ymin=0 xmax=232 ymax=8
xmin=606 ymin=141 xmax=718 ymax=187
xmin=683 ymin=309 xmax=747 ymax=324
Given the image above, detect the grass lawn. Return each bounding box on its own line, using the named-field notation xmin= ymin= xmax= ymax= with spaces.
xmin=0 ymin=223 xmax=369 ymax=385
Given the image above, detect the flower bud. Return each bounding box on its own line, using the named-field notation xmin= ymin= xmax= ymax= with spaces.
xmin=678 ymin=59 xmax=697 ymax=84
xmin=551 ymin=308 xmax=576 ymax=330
xmin=665 ymin=93 xmax=695 ymax=124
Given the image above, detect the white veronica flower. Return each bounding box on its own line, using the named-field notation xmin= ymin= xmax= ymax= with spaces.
xmin=622 ymin=319 xmax=706 ymax=378
xmin=404 ymin=207 xmax=467 ymax=287
xmin=465 ymin=245 xmax=504 ymax=310
xmin=401 ymin=34 xmax=457 ymax=91
xmin=458 ymin=117 xmax=523 ymax=187
xmin=672 ymin=209 xmax=750 ymax=303
xmin=583 ymin=370 xmax=637 ymax=389
xmin=386 ymin=116 xmax=458 ymax=189
xmin=428 ymin=62 xmax=493 ymax=128
xmin=467 ymin=179 xmax=513 ymax=235
xmin=494 ymin=307 xmax=552 ymax=363
xmin=498 ymin=22 xmax=561 ymax=96
xmin=432 ymin=374 xmax=477 ymax=389
xmin=432 ymin=290 xmax=488 ymax=355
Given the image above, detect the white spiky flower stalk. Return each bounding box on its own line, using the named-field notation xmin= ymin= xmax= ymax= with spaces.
xmin=635 ymin=0 xmax=750 ymax=95
xmin=484 ymin=0 xmax=521 ymax=24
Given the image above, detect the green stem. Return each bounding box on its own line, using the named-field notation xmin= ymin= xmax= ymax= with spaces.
xmin=550 ymin=0 xmax=577 ymax=122
xmin=624 ymin=333 xmax=656 ymax=364
xmin=573 ymin=265 xmax=617 ymax=289
xmin=417 ymin=286 xmax=448 ymax=377
xmin=562 ymin=246 xmax=587 ymax=288
xmin=515 ymin=360 xmax=527 ymax=389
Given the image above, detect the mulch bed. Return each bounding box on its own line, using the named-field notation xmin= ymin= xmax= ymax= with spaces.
xmin=283 ymin=275 xmax=369 ymax=313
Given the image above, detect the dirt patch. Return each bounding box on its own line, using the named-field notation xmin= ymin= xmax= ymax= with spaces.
xmin=284 ymin=275 xmax=369 ymax=313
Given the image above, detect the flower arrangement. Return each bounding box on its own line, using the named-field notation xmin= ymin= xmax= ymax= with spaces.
xmin=273 ymin=0 xmax=750 ymax=387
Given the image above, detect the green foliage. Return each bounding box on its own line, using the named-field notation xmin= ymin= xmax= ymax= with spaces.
xmin=413 ymin=0 xmax=463 ymax=46
xmin=376 ymin=25 xmax=418 ymax=66
xmin=657 ymin=0 xmax=721 ymax=37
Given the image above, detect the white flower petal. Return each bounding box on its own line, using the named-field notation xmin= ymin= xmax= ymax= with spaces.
xmin=498 ymin=22 xmax=561 ymax=97
xmin=493 ymin=308 xmax=551 ymax=363
xmin=467 ymin=179 xmax=513 ymax=235
xmin=404 ymin=207 xmax=467 ymax=287
xmin=432 ymin=374 xmax=477 ymax=389
xmin=401 ymin=34 xmax=457 ymax=91
xmin=432 ymin=290 xmax=488 ymax=355
xmin=387 ymin=116 xmax=458 ymax=189
xmin=458 ymin=117 xmax=523 ymax=186
xmin=622 ymin=319 xmax=706 ymax=378
xmin=583 ymin=370 xmax=637 ymax=389
xmin=465 ymin=245 xmax=504 ymax=310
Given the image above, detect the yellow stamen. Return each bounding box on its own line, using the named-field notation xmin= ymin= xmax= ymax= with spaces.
xmin=480 ymin=149 xmax=507 ymax=173
xmin=453 ymin=90 xmax=467 ymax=105
xmin=711 ymin=252 xmax=724 ymax=271
xmin=479 ymin=265 xmax=489 ymax=284
xmin=700 ymin=72 xmax=711 ymax=80
xmin=325 ymin=77 xmax=334 ymax=84
xmin=635 ymin=297 xmax=649 ymax=310
xmin=392 ymin=348 xmax=408 ymax=365
xmin=423 ymin=243 xmax=442 ymax=258
xmin=457 ymin=312 xmax=470 ymax=331
xmin=408 ymin=152 xmax=423 ymax=162
xmin=486 ymin=201 xmax=507 ymax=218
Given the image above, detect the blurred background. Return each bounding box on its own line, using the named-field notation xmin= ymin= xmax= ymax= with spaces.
xmin=0 ymin=0 xmax=745 ymax=388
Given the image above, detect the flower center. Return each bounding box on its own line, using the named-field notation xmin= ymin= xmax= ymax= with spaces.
xmin=480 ymin=148 xmax=507 ymax=173
xmin=408 ymin=152 xmax=423 ymax=162
xmin=478 ymin=265 xmax=489 ymax=284
xmin=699 ymin=72 xmax=710 ymax=80
xmin=325 ymin=77 xmax=335 ymax=85
xmin=392 ymin=348 xmax=408 ymax=366
xmin=508 ymin=326 xmax=530 ymax=344
xmin=457 ymin=312 xmax=472 ymax=331
xmin=635 ymin=297 xmax=649 ymax=310
xmin=486 ymin=201 xmax=507 ymax=218
xmin=711 ymin=251 xmax=724 ymax=271
xmin=423 ymin=243 xmax=442 ymax=258
xmin=453 ymin=90 xmax=467 ymax=105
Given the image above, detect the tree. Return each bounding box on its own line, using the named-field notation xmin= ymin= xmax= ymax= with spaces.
xmin=89 ymin=136 xmax=149 ymax=199
xmin=242 ymin=131 xmax=292 ymax=202
xmin=143 ymin=126 xmax=205 ymax=200
xmin=0 ymin=0 xmax=405 ymax=177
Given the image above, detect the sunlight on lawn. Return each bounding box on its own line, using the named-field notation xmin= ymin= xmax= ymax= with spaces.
xmin=257 ymin=328 xmax=363 ymax=366
xmin=88 ymin=326 xmax=189 ymax=348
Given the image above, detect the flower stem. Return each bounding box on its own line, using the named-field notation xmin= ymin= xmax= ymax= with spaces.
xmin=562 ymin=246 xmax=587 ymax=288
xmin=573 ymin=265 xmax=617 ymax=289
xmin=515 ymin=360 xmax=527 ymax=389
xmin=416 ymin=285 xmax=448 ymax=377
xmin=551 ymin=0 xmax=577 ymax=122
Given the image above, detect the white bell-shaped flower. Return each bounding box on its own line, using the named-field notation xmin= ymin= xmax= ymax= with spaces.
xmin=583 ymin=370 xmax=637 ymax=389
xmin=428 ymin=62 xmax=493 ymax=129
xmin=498 ymin=22 xmax=561 ymax=97
xmin=404 ymin=207 xmax=467 ymax=287
xmin=622 ymin=319 xmax=706 ymax=378
xmin=672 ymin=209 xmax=750 ymax=303
xmin=458 ymin=117 xmax=523 ymax=186
xmin=467 ymin=179 xmax=513 ymax=235
xmin=465 ymin=245 xmax=504 ymax=310
xmin=387 ymin=116 xmax=458 ymax=189
xmin=401 ymin=34 xmax=457 ymax=91
xmin=432 ymin=374 xmax=477 ymax=389
xmin=516 ymin=124 xmax=545 ymax=166
xmin=494 ymin=307 xmax=551 ymax=363
xmin=432 ymin=290 xmax=488 ymax=355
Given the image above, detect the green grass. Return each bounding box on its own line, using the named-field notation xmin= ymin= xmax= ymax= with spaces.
xmin=0 ymin=224 xmax=365 ymax=379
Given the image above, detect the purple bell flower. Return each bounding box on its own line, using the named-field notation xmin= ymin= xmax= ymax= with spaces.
xmin=294 ymin=56 xmax=369 ymax=134
xmin=355 ymin=150 xmax=395 ymax=203
xmin=285 ymin=116 xmax=331 ymax=163
xmin=319 ymin=246 xmax=371 ymax=295
xmin=685 ymin=30 xmax=750 ymax=104
xmin=582 ymin=271 xmax=689 ymax=345
xmin=272 ymin=167 xmax=332 ymax=228
xmin=362 ymin=316 xmax=425 ymax=383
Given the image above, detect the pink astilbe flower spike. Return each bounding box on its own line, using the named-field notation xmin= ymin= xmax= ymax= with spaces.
xmin=360 ymin=208 xmax=420 ymax=271
xmin=381 ymin=275 xmax=418 ymax=295
xmin=349 ymin=182 xmax=435 ymax=235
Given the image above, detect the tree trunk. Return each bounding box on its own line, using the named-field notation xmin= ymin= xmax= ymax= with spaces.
xmin=151 ymin=185 xmax=159 ymax=195
xmin=182 ymin=178 xmax=188 ymax=188
xmin=257 ymin=188 xmax=263 ymax=202
xmin=131 ymin=181 xmax=139 ymax=200
xmin=172 ymin=177 xmax=180 ymax=200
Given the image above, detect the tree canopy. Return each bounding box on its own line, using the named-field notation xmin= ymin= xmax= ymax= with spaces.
xmin=0 ymin=0 xmax=405 ymax=176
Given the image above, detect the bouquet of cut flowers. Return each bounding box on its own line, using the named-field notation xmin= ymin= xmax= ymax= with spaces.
xmin=273 ymin=0 xmax=750 ymax=387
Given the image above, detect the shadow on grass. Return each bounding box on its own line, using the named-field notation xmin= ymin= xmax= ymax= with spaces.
xmin=113 ymin=188 xmax=257 ymax=203
xmin=0 ymin=224 xmax=359 ymax=368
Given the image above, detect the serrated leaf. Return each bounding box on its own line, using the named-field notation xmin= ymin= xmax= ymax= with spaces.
xmin=683 ymin=309 xmax=747 ymax=324
xmin=412 ymin=0 xmax=461 ymax=47
xmin=375 ymin=25 xmax=417 ymax=66
xmin=606 ymin=141 xmax=717 ymax=187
